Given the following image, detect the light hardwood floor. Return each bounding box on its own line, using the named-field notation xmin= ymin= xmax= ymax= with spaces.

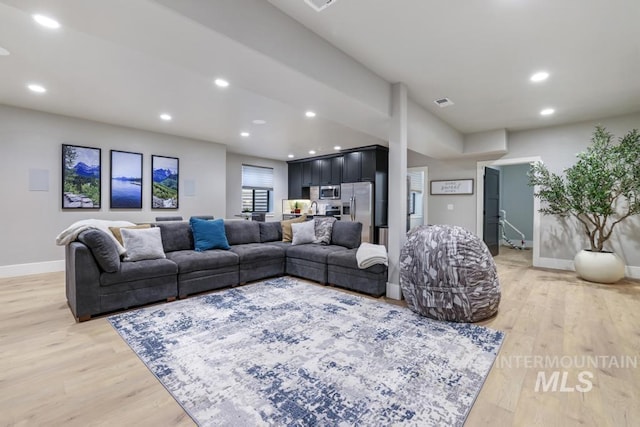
xmin=1 ymin=249 xmax=638 ymax=426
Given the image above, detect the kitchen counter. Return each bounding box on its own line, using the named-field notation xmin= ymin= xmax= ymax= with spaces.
xmin=282 ymin=214 xmax=341 ymax=220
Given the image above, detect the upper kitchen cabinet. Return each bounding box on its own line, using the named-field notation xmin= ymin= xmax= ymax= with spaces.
xmin=342 ymin=152 xmax=361 ymax=183
xmin=288 ymin=162 xmax=303 ymax=199
xmin=341 ymin=146 xmax=388 ymax=183
xmin=319 ymin=156 xmax=342 ymax=185
xmin=330 ymin=156 xmax=343 ymax=184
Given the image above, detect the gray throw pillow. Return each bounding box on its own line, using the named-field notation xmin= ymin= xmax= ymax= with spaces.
xmin=291 ymin=220 xmax=316 ymax=245
xmin=121 ymin=227 xmax=166 ymax=262
xmin=314 ymin=217 xmax=337 ymax=245
xmin=77 ymin=229 xmax=121 ymax=273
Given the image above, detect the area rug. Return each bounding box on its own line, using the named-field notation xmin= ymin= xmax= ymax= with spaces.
xmin=108 ymin=277 xmax=504 ymax=426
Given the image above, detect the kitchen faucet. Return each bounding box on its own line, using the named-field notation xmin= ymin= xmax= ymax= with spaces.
xmin=310 ymin=201 xmax=318 ymax=215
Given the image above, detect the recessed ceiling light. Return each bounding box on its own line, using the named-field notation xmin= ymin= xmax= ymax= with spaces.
xmin=540 ymin=108 xmax=555 ymax=116
xmin=530 ymin=71 xmax=550 ymax=82
xmin=287 ymin=154 xmax=294 ymax=159
xmin=240 ymin=131 xmax=250 ymax=137
xmin=27 ymin=83 xmax=46 ymax=93
xmin=309 ymin=150 xmax=316 ymax=155
xmin=0 ymin=46 xmax=10 ymax=56
xmin=305 ymin=111 xmax=316 ymax=118
xmin=33 ymin=14 xmax=61 ymax=29
xmin=252 ymin=119 xmax=267 ymax=125
xmin=214 ymin=78 xmax=229 ymax=88
xmin=160 ymin=113 xmax=172 ymax=121
xmin=333 ymin=145 xmax=341 ymax=150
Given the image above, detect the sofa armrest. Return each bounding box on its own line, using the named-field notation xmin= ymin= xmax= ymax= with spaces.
xmin=65 ymin=242 xmax=101 ymax=321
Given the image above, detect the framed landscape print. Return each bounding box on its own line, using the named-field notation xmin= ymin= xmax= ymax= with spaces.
xmin=151 ymin=155 xmax=179 ymax=209
xmin=62 ymin=144 xmax=101 ymax=209
xmin=110 ymin=150 xmax=143 ymax=209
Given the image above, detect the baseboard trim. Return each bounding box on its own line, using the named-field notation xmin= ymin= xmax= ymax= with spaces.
xmin=386 ymin=282 xmax=402 ymax=300
xmin=0 ymin=260 xmax=65 ymax=278
xmin=536 ymin=257 xmax=640 ymax=279
xmin=536 ymin=257 xmax=574 ymax=272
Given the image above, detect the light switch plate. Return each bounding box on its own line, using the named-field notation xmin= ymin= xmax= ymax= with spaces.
xmin=447 ymin=204 xmax=454 ymax=210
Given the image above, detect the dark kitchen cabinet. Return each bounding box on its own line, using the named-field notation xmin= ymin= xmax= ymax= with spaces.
xmin=330 ymin=156 xmax=343 ymax=184
xmin=319 ymin=158 xmax=331 ymax=185
xmin=301 ymin=160 xmax=321 ymax=186
xmin=360 ymin=150 xmax=376 ymax=181
xmin=342 ymin=152 xmax=361 ymax=183
xmin=288 ymin=162 xmax=303 ymax=199
xmin=301 ymin=161 xmax=312 ymax=187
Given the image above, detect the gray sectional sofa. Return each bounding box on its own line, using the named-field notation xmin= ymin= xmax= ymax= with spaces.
xmin=65 ymin=219 xmax=388 ymax=321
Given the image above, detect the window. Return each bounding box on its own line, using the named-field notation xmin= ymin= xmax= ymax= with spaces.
xmin=242 ymin=164 xmax=274 ymax=212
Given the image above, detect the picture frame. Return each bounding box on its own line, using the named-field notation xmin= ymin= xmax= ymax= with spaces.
xmin=110 ymin=150 xmax=143 ymax=209
xmin=62 ymin=144 xmax=101 ymax=209
xmin=430 ymin=179 xmax=474 ymax=195
xmin=151 ymin=155 xmax=179 ymax=209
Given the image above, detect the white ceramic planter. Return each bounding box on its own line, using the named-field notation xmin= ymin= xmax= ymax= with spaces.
xmin=573 ymin=250 xmax=625 ymax=284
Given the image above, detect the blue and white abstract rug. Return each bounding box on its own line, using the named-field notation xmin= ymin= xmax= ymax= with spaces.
xmin=109 ymin=277 xmax=504 ymax=426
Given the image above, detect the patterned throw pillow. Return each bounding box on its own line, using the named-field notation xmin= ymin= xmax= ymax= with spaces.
xmin=314 ymin=217 xmax=337 ymax=245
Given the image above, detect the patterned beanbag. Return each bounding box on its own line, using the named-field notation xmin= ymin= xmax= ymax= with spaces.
xmin=399 ymin=225 xmax=501 ymax=322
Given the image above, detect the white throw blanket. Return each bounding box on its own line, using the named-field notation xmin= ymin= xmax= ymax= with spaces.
xmin=55 ymin=219 xmax=136 ymax=255
xmin=356 ymin=242 xmax=388 ymax=269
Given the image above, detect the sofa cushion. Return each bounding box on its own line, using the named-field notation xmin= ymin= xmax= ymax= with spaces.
xmin=331 ymin=221 xmax=362 ymax=249
xmin=259 ymin=221 xmax=282 ymax=242
xmin=286 ymin=244 xmax=348 ymax=263
xmin=314 ymin=217 xmax=337 ymax=245
xmin=291 ymin=220 xmax=316 ymax=245
xmin=121 ymin=227 xmax=167 ymax=262
xmin=230 ymin=243 xmax=286 ymax=263
xmin=109 ymin=224 xmax=151 ymax=245
xmin=166 ymin=250 xmax=239 ymax=274
xmin=327 ymin=248 xmax=387 ymax=274
xmin=157 ymin=222 xmax=194 ymax=252
xmin=77 ymin=229 xmax=120 ymax=273
xmin=281 ymin=215 xmax=307 ymax=242
xmin=191 ymin=218 xmax=230 ymax=251
xmin=225 ymin=220 xmax=261 ymax=245
xmin=100 ymin=258 xmax=177 ymax=287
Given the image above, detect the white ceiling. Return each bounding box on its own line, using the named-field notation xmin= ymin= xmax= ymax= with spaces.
xmin=0 ymin=0 xmax=639 ymax=161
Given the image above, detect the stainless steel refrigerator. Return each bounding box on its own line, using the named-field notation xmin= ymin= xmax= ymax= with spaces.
xmin=341 ymin=182 xmax=374 ymax=243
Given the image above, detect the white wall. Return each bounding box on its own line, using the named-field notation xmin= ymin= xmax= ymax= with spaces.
xmin=225 ymin=152 xmax=288 ymax=221
xmin=0 ymin=105 xmax=227 ymax=272
xmin=424 ymin=158 xmax=478 ymax=232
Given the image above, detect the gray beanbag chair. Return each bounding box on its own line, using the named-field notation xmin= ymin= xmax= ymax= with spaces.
xmin=399 ymin=224 xmax=501 ymax=322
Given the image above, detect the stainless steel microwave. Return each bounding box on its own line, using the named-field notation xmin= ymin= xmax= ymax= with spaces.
xmin=319 ymin=185 xmax=340 ymax=200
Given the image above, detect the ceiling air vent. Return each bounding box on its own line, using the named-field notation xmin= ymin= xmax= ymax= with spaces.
xmin=434 ymin=97 xmax=454 ymax=108
xmin=304 ymin=0 xmax=339 ymax=12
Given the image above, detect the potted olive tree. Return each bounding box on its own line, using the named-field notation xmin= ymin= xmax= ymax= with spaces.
xmin=528 ymin=125 xmax=640 ymax=283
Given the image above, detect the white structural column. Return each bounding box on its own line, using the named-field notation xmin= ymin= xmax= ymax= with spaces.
xmin=386 ymin=82 xmax=408 ymax=299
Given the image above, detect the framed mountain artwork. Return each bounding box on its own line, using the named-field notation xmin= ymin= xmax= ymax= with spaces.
xmin=62 ymin=144 xmax=101 ymax=209
xmin=151 ymin=155 xmax=179 ymax=209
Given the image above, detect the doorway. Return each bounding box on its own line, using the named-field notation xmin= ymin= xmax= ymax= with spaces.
xmin=476 ymin=157 xmax=541 ymax=267
xmin=407 ymin=166 xmax=428 ymax=230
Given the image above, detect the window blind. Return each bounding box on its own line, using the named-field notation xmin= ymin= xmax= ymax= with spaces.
xmin=408 ymin=171 xmax=424 ymax=192
xmin=242 ymin=164 xmax=274 ymax=190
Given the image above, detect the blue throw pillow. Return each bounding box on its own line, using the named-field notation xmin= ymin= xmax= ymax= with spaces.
xmin=190 ymin=218 xmax=230 ymax=251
